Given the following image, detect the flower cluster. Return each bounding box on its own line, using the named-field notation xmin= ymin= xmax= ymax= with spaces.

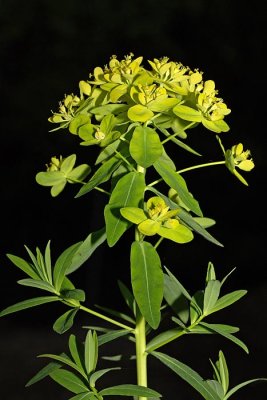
xmin=48 ymin=54 xmax=231 ymax=143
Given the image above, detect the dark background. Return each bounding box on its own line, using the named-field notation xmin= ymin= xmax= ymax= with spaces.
xmin=0 ymin=0 xmax=266 ymax=399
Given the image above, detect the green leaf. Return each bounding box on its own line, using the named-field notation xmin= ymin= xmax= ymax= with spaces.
xmin=49 ymin=368 xmax=89 ymax=394
xmin=53 ymin=308 xmax=79 ymax=334
xmin=146 ymin=328 xmax=183 ymax=352
xmin=129 ymin=126 xmax=163 ymax=168
xmin=38 ymin=353 xmax=87 ymax=379
xmin=207 ymin=290 xmax=247 ymax=315
xmin=206 ymin=262 xmax=216 ymax=283
xmin=154 ymin=159 xmax=202 ymax=216
xmin=95 ymin=304 xmax=135 ymax=324
xmin=189 ymin=323 xmax=239 ymax=335
xmin=127 ymin=104 xmax=154 ymax=122
xmin=203 ymin=280 xmax=221 ymax=315
xmin=163 ymin=273 xmax=189 ymax=324
xmin=61 ymin=289 xmax=85 ymax=302
xmin=6 ymin=253 xmax=40 ymax=280
xmin=98 ymin=329 xmax=130 ymax=346
xmin=75 ymin=156 xmax=122 ymax=198
xmin=178 ymin=209 xmax=223 ymax=247
xmin=67 ymin=228 xmax=106 ymax=274
xmin=99 ymin=384 xmax=161 ymax=397
xmin=105 ymin=172 xmax=145 ymax=246
xmin=224 ymin=378 xmax=267 ymax=400
xmin=26 ymin=359 xmax=62 ymax=387
xmin=164 ymin=267 xmax=192 ymax=301
xmin=69 ymin=335 xmax=85 ymax=373
xmin=17 ymin=278 xmax=57 ymax=294
xmin=217 ymin=350 xmax=229 ymax=394
xmin=68 ymin=393 xmax=97 ymax=400
xmin=118 ymin=280 xmax=136 ymax=314
xmin=152 ymin=352 xmax=221 ymax=400
xmin=84 ymin=330 xmax=98 ymax=375
xmin=156 ymin=125 xmax=201 ymax=156
xmin=206 ymin=380 xmax=224 ymax=398
xmin=173 ymin=104 xmax=202 ymax=122
xmin=200 ymin=322 xmax=249 ymax=353
xmin=130 ymin=241 xmax=163 ymax=329
xmin=190 ymin=291 xmax=204 ymax=324
xmin=0 ymin=296 xmax=59 ymax=317
xmin=44 ymin=241 xmax=53 ymax=284
xmin=53 ymin=243 xmax=82 ymax=292
xmin=89 ymin=367 xmax=120 ymax=388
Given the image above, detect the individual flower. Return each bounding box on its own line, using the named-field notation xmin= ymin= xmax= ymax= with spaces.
xmin=120 ymin=196 xmax=193 ymax=243
xmin=35 ymin=154 xmax=91 ymax=197
xmin=217 ymin=137 xmax=255 ymax=186
xmin=89 ymin=53 xmax=144 ymax=103
xmin=48 ymin=94 xmax=81 ymax=124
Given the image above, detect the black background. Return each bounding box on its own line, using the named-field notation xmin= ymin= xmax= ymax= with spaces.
xmin=0 ymin=1 xmax=266 ymax=399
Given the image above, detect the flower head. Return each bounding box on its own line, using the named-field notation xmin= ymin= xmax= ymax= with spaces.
xmin=120 ymin=196 xmax=193 ymax=244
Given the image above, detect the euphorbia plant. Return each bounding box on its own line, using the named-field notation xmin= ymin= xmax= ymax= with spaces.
xmin=1 ymin=54 xmax=265 ymax=399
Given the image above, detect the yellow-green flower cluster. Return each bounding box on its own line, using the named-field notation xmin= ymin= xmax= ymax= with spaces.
xmin=121 ymin=196 xmax=193 ymax=244
xmin=48 ymin=53 xmax=231 ymax=146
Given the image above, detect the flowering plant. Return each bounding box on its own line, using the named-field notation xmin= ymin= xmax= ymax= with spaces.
xmin=1 ymin=54 xmax=265 ymax=400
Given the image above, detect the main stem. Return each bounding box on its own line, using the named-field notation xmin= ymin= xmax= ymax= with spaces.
xmin=135 ymin=164 xmax=148 ymax=400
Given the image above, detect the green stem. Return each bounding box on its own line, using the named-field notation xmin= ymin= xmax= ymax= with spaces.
xmin=177 ymin=160 xmax=225 ymax=174
xmin=135 ymin=307 xmax=148 ymax=399
xmin=148 ymin=160 xmax=226 ymax=187
xmin=67 ymin=177 xmax=110 ymax=195
xmin=80 ymin=305 xmax=133 ymax=331
xmin=135 ymin=164 xmax=148 ymax=400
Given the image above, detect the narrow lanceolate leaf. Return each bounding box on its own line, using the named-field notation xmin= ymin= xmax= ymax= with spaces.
xmin=164 ymin=267 xmax=192 ymax=301
xmin=75 ymin=156 xmax=122 ymax=198
xmin=224 ymin=378 xmax=267 ymax=400
xmin=98 ymin=329 xmax=131 ymax=346
xmin=163 ymin=274 xmax=189 ymax=324
xmin=218 ymin=350 xmax=229 ymax=394
xmin=152 ymin=352 xmax=221 ymax=400
xmin=6 ymin=253 xmax=40 ymax=280
xmin=89 ymin=367 xmax=120 ymax=388
xmin=129 ymin=125 xmax=163 ymax=168
xmin=154 ymin=159 xmax=202 ymax=216
xmin=200 ymin=322 xmax=249 ymax=353
xmin=118 ymin=280 xmax=136 ymax=314
xmin=189 ymin=323 xmax=239 ymax=335
xmin=0 ymin=296 xmax=59 ymax=317
xmin=38 ymin=353 xmax=87 ymax=379
xmin=105 ymin=172 xmax=145 ymax=247
xmin=207 ymin=290 xmax=247 ymax=315
xmin=68 ymin=393 xmax=97 ymax=400
xmin=44 ymin=240 xmax=53 ymax=284
xmin=26 ymin=359 xmax=62 ymax=387
xmin=69 ymin=335 xmax=85 ymax=373
xmin=53 ymin=308 xmax=79 ymax=334
xmin=84 ymin=330 xmax=98 ymax=375
xmin=49 ymin=368 xmax=89 ymax=394
xmin=67 ymin=228 xmax=106 ymax=274
xmin=17 ymin=279 xmax=57 ymax=294
xmin=131 ymin=241 xmax=163 ymax=329
xmin=99 ymin=384 xmax=161 ymax=397
xmin=53 ymin=243 xmax=82 ymax=292
xmin=146 ymin=328 xmax=183 ymax=352
xmin=203 ymin=280 xmax=221 ymax=315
